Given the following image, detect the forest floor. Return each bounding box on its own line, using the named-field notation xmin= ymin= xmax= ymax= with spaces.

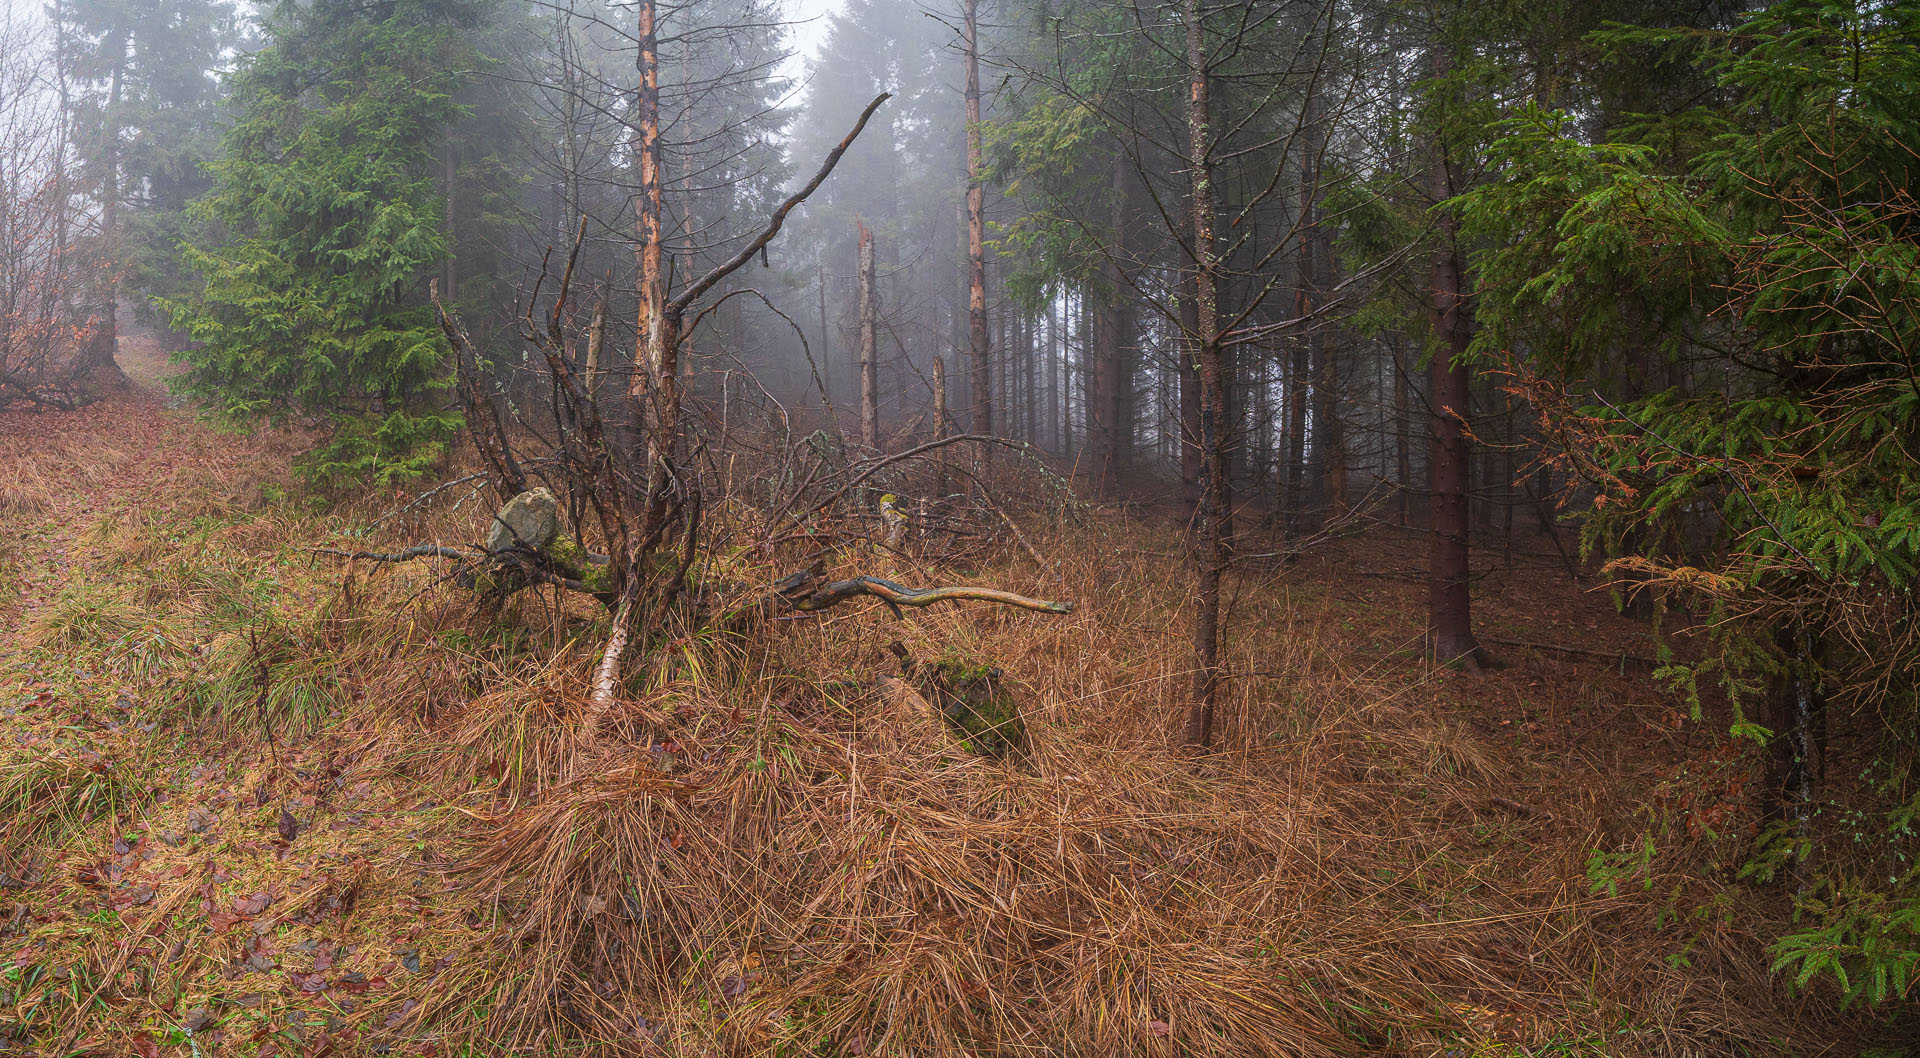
xmin=0 ymin=328 xmax=1901 ymax=1056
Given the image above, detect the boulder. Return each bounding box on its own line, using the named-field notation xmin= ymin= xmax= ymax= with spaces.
xmin=486 ymin=488 xmax=559 ymax=553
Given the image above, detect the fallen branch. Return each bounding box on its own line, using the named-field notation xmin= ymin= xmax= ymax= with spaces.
xmin=307 ymin=545 xmax=478 ymax=563
xmin=1480 ymin=635 xmax=1660 ymax=667
xmin=787 ymin=574 xmax=1074 ymax=617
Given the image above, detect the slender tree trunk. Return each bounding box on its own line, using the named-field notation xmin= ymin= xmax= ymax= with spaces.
xmin=1088 ymin=147 xmax=1133 ymax=498
xmin=1424 ymin=47 xmax=1485 ymax=667
xmin=817 ymin=263 xmax=832 ymax=405
xmin=630 ymin=0 xmax=667 ymax=450
xmin=443 ymin=144 xmax=458 ymax=304
xmin=858 ymin=220 xmax=878 ymax=449
xmin=964 ymin=0 xmax=991 ymax=437
xmin=1395 ymin=342 xmax=1412 ymax=525
xmin=82 ymin=25 xmax=129 ymax=377
xmin=1184 ymin=0 xmax=1224 ymax=749
xmin=933 ymin=355 xmax=949 ymax=495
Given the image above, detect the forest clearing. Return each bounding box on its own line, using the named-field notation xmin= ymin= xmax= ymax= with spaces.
xmin=3 ymin=0 xmax=1918 ymax=1054
xmin=0 ymin=321 xmax=1874 ymax=1057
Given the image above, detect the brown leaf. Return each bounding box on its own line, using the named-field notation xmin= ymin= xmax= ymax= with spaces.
xmin=278 ymin=807 xmax=300 ymax=843
xmin=288 ymin=969 xmax=327 ymax=993
xmin=234 ymin=891 xmax=271 ymax=916
xmin=1146 ymin=1020 xmax=1171 ymax=1038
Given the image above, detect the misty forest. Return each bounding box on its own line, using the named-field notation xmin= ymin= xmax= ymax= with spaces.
xmin=2 ymin=0 xmax=1918 ymax=1053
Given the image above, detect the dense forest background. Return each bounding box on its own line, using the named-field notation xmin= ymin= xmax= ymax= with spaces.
xmin=2 ymin=0 xmax=1918 ymax=1052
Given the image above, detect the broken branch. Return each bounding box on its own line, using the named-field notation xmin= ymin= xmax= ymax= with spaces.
xmin=787 ymin=574 xmax=1074 ymax=616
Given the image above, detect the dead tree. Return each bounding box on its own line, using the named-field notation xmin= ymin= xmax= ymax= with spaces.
xmin=413 ymin=89 xmax=1071 ymax=745
xmin=858 ymin=219 xmax=879 ymax=449
xmin=963 ymin=0 xmax=991 ymax=438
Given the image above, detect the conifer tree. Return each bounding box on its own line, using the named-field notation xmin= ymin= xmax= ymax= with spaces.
xmin=162 ymin=0 xmax=484 ymax=484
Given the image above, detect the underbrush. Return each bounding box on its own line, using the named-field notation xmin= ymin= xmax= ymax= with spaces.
xmin=0 ymin=477 xmax=1885 ymax=1056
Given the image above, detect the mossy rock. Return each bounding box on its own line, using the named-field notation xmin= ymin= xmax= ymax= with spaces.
xmin=922 ymin=657 xmax=1027 ymax=759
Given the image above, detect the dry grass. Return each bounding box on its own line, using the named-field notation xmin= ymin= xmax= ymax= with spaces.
xmin=0 ymin=374 xmax=1886 ymax=1056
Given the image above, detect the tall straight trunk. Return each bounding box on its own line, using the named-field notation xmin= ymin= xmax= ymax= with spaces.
xmin=52 ymin=0 xmax=71 ymax=315
xmin=443 ymin=145 xmax=458 ymax=304
xmin=1048 ymin=295 xmax=1061 ymax=451
xmin=963 ymin=0 xmax=991 ymax=436
xmin=817 ymin=264 xmax=832 ymax=404
xmin=1395 ymin=342 xmax=1412 ymax=525
xmin=1184 ymin=0 xmax=1224 ymax=749
xmin=933 ymin=355 xmax=949 ymax=495
xmin=1285 ymin=68 xmax=1327 ymax=538
xmin=1087 ymin=148 xmax=1132 ymax=497
xmin=629 ymin=0 xmax=669 ymax=456
xmin=82 ymin=25 xmax=129 ymax=376
xmin=1424 ymin=46 xmax=1484 ymax=667
xmin=858 ymin=220 xmax=878 ymax=449
xmin=1023 ymin=308 xmax=1038 ymax=442
xmin=560 ymin=11 xmax=581 ymax=242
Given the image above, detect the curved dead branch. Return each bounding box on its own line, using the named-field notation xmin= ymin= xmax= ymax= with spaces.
xmin=786 ymin=574 xmax=1075 ymax=617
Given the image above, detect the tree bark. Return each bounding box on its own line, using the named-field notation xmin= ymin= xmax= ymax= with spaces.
xmin=963 ymin=0 xmax=991 ymax=437
xmin=80 ymin=24 xmax=129 ymax=378
xmin=1424 ymin=46 xmax=1485 ymax=667
xmin=1087 ymin=147 xmax=1133 ymax=498
xmin=1184 ymin=0 xmax=1224 ymax=750
xmin=858 ymin=220 xmax=878 ymax=449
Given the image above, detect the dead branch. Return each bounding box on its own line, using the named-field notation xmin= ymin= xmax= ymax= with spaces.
xmin=307 ymin=545 xmax=477 ymax=563
xmin=775 ymin=434 xmax=1032 ymax=533
xmin=783 ymin=573 xmax=1075 ymax=617
xmin=668 ymin=93 xmax=891 ymax=314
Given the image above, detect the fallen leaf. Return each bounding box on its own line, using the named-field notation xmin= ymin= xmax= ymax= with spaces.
xmin=278 ymin=807 xmax=300 ymax=843
xmin=384 ymin=997 xmax=419 ymax=1028
xmin=288 ymin=969 xmax=327 ymax=993
xmin=1146 ymin=1020 xmax=1171 ymax=1038
xmin=235 ymin=891 xmax=271 ymax=916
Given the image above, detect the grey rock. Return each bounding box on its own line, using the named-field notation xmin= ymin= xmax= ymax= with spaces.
xmin=485 ymin=487 xmax=559 ymax=553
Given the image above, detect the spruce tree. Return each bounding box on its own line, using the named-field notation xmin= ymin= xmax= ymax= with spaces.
xmin=162 ymin=0 xmax=484 ymax=484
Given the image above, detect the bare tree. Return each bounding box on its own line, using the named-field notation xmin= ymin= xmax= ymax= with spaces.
xmin=0 ymin=9 xmax=100 ymax=409
xmin=963 ymin=0 xmax=991 ymax=437
xmin=858 ymin=219 xmax=879 ymax=448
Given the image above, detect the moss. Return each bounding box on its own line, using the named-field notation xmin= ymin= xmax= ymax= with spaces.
xmin=924 ymin=657 xmax=1027 ymax=759
xmin=547 ymin=535 xmax=613 ymax=595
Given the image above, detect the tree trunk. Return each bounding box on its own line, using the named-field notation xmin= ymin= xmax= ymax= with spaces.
xmin=932 ymin=355 xmax=949 ymax=496
xmin=817 ymin=263 xmax=832 ymax=405
xmin=630 ymin=0 xmax=667 ymax=456
xmin=81 ymin=25 xmax=129 ymax=378
xmin=964 ymin=0 xmax=991 ymax=437
xmin=1184 ymin=0 xmax=1224 ymax=750
xmin=1395 ymin=342 xmax=1413 ymax=526
xmin=858 ymin=220 xmax=878 ymax=449
xmin=1424 ymin=48 xmax=1485 ymax=667
xmin=443 ymin=144 xmax=458 ymax=304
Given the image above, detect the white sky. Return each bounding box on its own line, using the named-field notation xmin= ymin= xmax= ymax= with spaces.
xmin=779 ymin=0 xmax=845 ymax=91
